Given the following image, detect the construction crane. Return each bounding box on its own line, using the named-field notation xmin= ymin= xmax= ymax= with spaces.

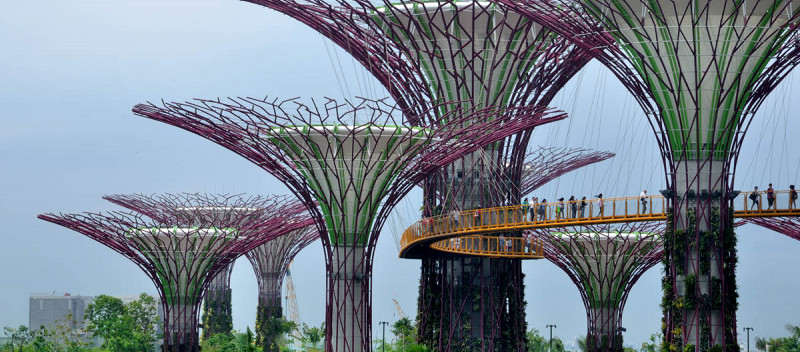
xmin=392 ymin=298 xmax=405 ymax=319
xmin=285 ymin=268 xmax=303 ymax=342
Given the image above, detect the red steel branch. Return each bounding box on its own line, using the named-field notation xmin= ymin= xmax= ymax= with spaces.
xmin=741 ymin=217 xmax=800 ymax=242
xmin=520 ymin=147 xmax=615 ymax=196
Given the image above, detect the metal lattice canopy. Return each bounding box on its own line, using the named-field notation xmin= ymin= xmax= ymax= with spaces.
xmin=133 ymin=97 xmax=561 ymax=248
xmin=741 ymin=216 xmax=800 ymax=241
xmin=520 ymin=147 xmax=615 ymax=196
xmin=246 ymin=227 xmax=319 ymax=306
xmin=494 ymin=0 xmax=800 ymax=166
xmin=102 ymin=192 xmax=316 ymax=340
xmin=132 ymin=97 xmax=558 ymax=351
xmin=38 ymin=194 xmax=313 ymax=352
xmin=531 ymin=223 xmax=664 ymax=349
xmin=242 ymin=0 xmax=590 ymax=125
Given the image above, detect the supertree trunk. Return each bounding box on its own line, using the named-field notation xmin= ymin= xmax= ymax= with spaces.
xmin=665 ymin=160 xmax=737 ymax=350
xmin=246 ymin=228 xmax=318 ymax=351
xmin=326 ymin=245 xmax=371 ymax=351
xmin=255 ymin=271 xmax=283 ymax=351
xmin=202 ymin=262 xmax=234 ymax=340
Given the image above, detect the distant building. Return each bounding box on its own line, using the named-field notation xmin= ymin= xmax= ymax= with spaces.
xmin=28 ymin=292 xmax=162 ymax=333
xmin=29 ymin=293 xmax=93 ymax=332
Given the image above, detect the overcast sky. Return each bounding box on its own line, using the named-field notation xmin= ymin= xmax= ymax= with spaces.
xmin=1 ymin=0 xmax=799 ymax=348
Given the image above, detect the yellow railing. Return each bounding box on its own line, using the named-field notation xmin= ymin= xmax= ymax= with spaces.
xmin=429 ymin=235 xmax=545 ymax=259
xmin=736 ymin=190 xmax=800 ymax=217
xmin=400 ymin=190 xmax=800 ymax=258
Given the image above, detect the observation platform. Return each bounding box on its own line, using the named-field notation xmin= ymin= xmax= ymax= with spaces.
xmin=400 ymin=190 xmax=800 ymax=259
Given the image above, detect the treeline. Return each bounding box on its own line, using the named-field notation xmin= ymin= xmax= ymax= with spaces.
xmin=1 ymin=293 xmax=157 ymax=352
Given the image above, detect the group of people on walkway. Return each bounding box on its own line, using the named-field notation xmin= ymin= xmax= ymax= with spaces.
xmin=522 ymin=194 xmax=607 ymax=221
xmin=522 ymin=196 xmax=589 ymax=221
xmin=748 ymin=184 xmax=798 ymax=210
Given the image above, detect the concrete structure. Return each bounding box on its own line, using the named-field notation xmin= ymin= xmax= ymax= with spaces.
xmin=29 ymin=293 xmax=93 ymax=332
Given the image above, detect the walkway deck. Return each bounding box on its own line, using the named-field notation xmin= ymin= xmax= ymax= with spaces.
xmin=400 ymin=190 xmax=800 ymax=259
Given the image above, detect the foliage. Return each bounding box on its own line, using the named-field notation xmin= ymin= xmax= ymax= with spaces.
xmin=391 ymin=318 xmax=415 ymax=349
xmin=202 ymin=289 xmax=233 ymax=341
xmin=2 ymin=318 xmax=94 ymax=352
xmin=527 ymin=328 xmax=565 ymax=352
xmin=754 ymin=324 xmax=800 ymax=352
xmin=256 ymin=316 xmax=296 ymax=352
xmin=640 ymin=333 xmax=662 ymax=352
xmin=201 ymin=328 xmax=261 ymax=352
xmin=298 ymin=323 xmax=324 ymax=352
xmin=85 ymin=293 xmax=158 ymax=352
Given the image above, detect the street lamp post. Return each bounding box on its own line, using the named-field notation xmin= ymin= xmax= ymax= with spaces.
xmin=379 ymin=321 xmax=389 ymax=352
xmin=546 ymin=324 xmax=557 ymax=352
xmin=617 ymin=327 xmax=627 ymax=350
xmin=744 ymin=327 xmax=754 ymax=352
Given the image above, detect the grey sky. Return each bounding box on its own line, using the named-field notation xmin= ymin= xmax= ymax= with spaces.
xmin=1 ymin=0 xmax=799 ymax=348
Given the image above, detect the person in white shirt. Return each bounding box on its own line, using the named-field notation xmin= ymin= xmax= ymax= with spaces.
xmin=640 ymin=189 xmax=648 ymax=213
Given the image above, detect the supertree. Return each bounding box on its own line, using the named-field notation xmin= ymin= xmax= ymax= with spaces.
xmin=520 ymin=147 xmax=615 ymax=196
xmin=38 ymin=194 xmax=313 ymax=352
xmin=230 ymin=1 xmax=593 ymax=349
xmin=132 ymin=96 xmax=557 ymax=352
xmin=490 ymin=1 xmax=800 ymax=350
xmin=102 ymin=193 xmax=315 ymax=343
xmin=246 ymin=227 xmax=319 ymax=351
xmin=740 ymin=217 xmax=800 ymax=242
xmin=531 ymin=223 xmax=664 ymax=352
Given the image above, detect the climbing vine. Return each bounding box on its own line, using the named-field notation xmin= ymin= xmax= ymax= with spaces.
xmin=661 ymin=202 xmax=739 ymax=352
xmin=201 ymin=288 xmax=233 ymax=341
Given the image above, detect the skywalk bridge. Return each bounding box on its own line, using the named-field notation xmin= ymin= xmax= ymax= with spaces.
xmin=400 ymin=190 xmax=800 ymax=259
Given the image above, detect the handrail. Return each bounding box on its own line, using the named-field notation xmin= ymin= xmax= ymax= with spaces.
xmin=429 ymin=235 xmax=545 ymax=259
xmin=400 ymin=189 xmax=800 ymax=258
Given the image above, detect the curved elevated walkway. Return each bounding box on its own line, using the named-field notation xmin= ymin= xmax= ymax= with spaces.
xmin=400 ymin=190 xmax=800 ymax=258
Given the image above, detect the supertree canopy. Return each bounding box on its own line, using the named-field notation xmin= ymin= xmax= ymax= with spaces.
xmin=102 ymin=193 xmax=314 ymax=343
xmin=532 ymin=223 xmax=664 ymax=352
xmin=491 ymin=1 xmax=800 ymax=350
xmin=246 ymin=227 xmax=319 ymax=351
xmin=520 ymin=147 xmax=615 ymax=196
xmin=132 ymin=96 xmax=556 ymax=352
xmin=741 ymin=217 xmax=800 ymax=242
xmin=38 ymin=194 xmax=312 ymax=352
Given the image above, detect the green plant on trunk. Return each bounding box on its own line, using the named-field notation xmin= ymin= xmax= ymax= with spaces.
xmin=202 ymin=289 xmax=233 ymax=341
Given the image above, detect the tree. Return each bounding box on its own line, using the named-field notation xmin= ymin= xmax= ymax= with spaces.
xmin=85 ymin=293 xmax=158 ymax=352
xmin=754 ymin=324 xmax=800 ymax=352
xmin=84 ymin=295 xmax=125 ymax=339
xmin=527 ymin=329 xmax=565 ymax=352
xmin=299 ymin=323 xmax=324 ymax=352
xmin=202 ymin=332 xmax=236 ymax=352
xmin=575 ymin=336 xmax=586 ymax=352
xmin=391 ymin=317 xmax=415 ymax=350
xmin=234 ymin=327 xmax=258 ymax=352
xmin=3 ymin=325 xmax=33 ymax=352
xmin=256 ymin=317 xmax=296 ymax=352
xmin=640 ymin=333 xmax=662 ymax=352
